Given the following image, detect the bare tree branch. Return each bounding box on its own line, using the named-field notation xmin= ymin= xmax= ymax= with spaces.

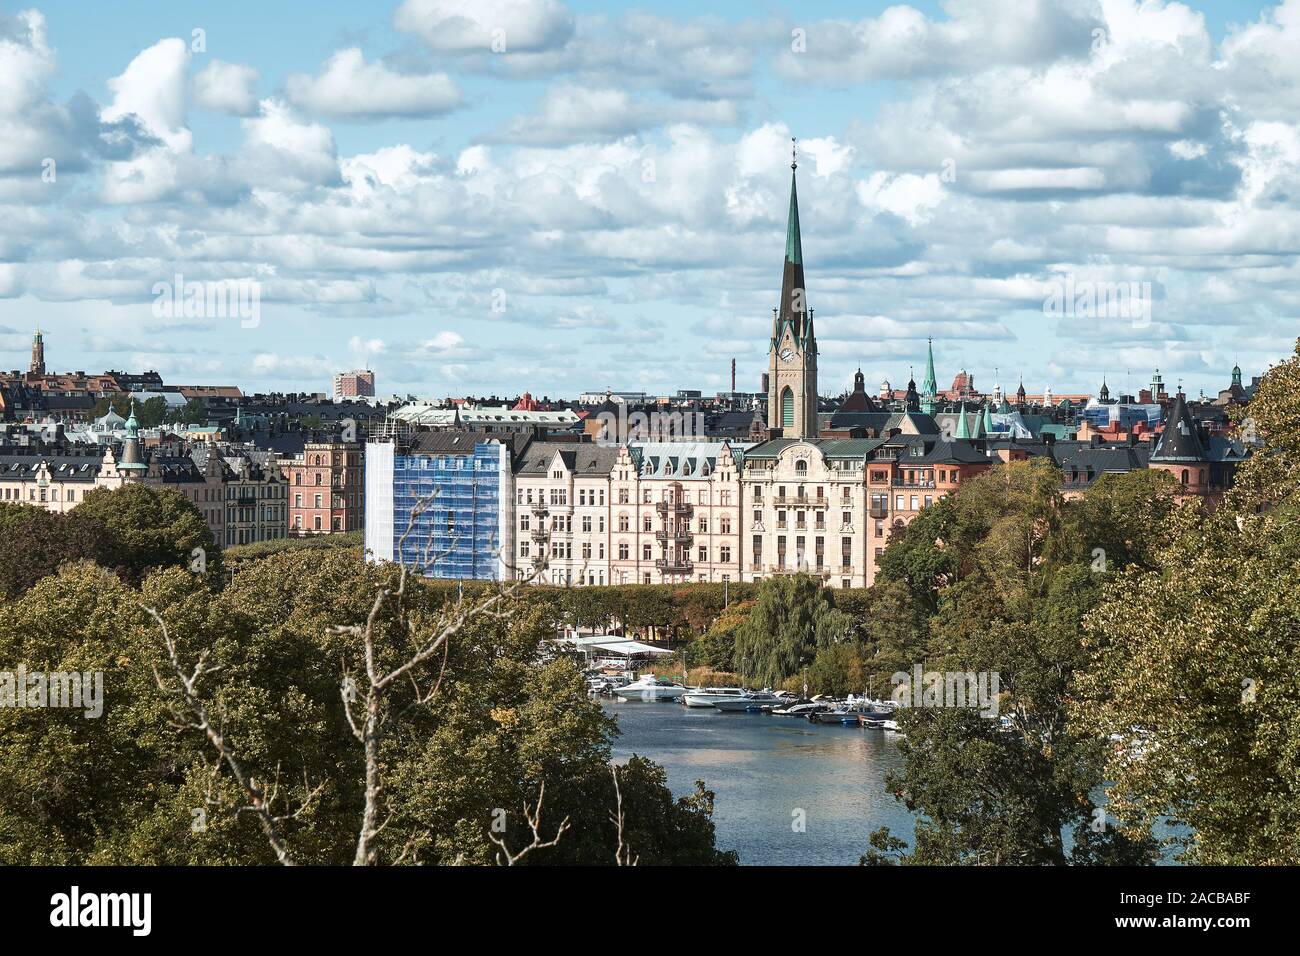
xmin=489 ymin=782 xmax=571 ymax=866
xmin=144 ymin=605 xmax=318 ymax=866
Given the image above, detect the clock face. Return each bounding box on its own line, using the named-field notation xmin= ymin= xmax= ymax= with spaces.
xmin=780 ymin=348 xmax=796 ymax=362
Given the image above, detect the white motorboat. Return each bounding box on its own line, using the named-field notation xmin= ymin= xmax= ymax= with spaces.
xmin=612 ymin=674 xmax=689 ymax=701
xmin=681 ymin=687 xmax=748 ymax=708
xmin=770 ymin=700 xmax=831 ymax=717
xmin=711 ymin=690 xmax=784 ymax=712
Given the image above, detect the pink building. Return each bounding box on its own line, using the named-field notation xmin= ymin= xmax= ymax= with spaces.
xmin=333 ymin=369 xmax=375 ymax=399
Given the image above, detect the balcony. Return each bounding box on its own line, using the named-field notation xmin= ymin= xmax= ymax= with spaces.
xmin=655 ymin=499 xmax=694 ymax=519
xmin=769 ymin=564 xmax=830 ymax=578
xmin=869 ymin=504 xmax=889 ymax=518
xmin=892 ymin=480 xmax=936 ymax=488
xmin=655 ymin=556 xmax=694 ymax=574
xmin=530 ymin=502 xmax=550 ymax=517
xmin=655 ymin=528 xmax=693 ymax=545
xmin=530 ymin=526 xmax=549 ymax=543
xmin=773 ymin=495 xmax=829 ymax=508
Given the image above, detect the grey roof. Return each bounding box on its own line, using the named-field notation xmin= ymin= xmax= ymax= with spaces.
xmin=0 ymin=455 xmax=101 ymax=482
xmin=516 ymin=443 xmax=620 ymax=477
xmin=1054 ymin=445 xmax=1152 ymax=486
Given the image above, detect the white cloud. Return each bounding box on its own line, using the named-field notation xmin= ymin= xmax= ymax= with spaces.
xmin=102 ymin=38 xmax=190 ymax=146
xmin=0 ymin=9 xmax=53 ymax=116
xmin=193 ymin=59 xmax=259 ymax=116
xmin=857 ymin=171 xmax=945 ymax=225
xmin=394 ymin=0 xmax=575 ymax=54
xmin=286 ymin=48 xmax=461 ymax=120
xmin=780 ymin=0 xmax=1102 ymax=83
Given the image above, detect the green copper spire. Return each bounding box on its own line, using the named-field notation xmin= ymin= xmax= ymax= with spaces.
xmin=955 ymin=401 xmax=970 ymax=439
xmin=773 ymin=137 xmax=811 ymax=347
xmin=983 ymin=401 xmax=995 ymax=435
xmin=784 ymin=143 xmax=803 ymax=266
xmin=921 ymin=337 xmax=937 ymax=414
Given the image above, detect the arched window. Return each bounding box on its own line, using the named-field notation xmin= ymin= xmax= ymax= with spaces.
xmin=1181 ymin=469 xmax=1189 ymax=485
xmin=795 ymin=460 xmax=808 ymax=475
xmin=1198 ymin=469 xmax=1205 ymax=486
xmin=781 ymin=387 xmax=794 ymax=429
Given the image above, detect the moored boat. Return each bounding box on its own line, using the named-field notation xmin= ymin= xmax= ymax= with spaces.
xmin=711 ymin=690 xmax=784 ymax=712
xmin=681 ymin=687 xmax=747 ymax=708
xmin=613 ymin=674 xmax=689 ymax=701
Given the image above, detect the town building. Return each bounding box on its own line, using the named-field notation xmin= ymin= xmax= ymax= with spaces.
xmin=333 ymin=369 xmax=376 ymax=399
xmin=283 ymin=440 xmax=364 ymax=535
xmin=608 ymin=442 xmax=746 ymax=585
xmin=513 ymin=443 xmax=619 ymax=585
xmin=364 ymin=431 xmax=518 ymax=580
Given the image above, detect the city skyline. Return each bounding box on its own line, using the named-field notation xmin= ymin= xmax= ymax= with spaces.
xmin=2 ymin=0 xmax=1298 ymax=399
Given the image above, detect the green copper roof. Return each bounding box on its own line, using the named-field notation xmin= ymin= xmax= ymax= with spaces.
xmin=784 ymin=169 xmax=802 ymax=266
xmin=922 ymin=337 xmax=937 ymax=396
xmin=955 ymin=402 xmax=970 ymax=439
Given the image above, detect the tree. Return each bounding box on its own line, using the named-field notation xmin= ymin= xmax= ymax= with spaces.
xmin=0 ymin=547 xmax=734 ymax=865
xmin=0 ymin=505 xmax=117 ymax=599
xmin=732 ymin=574 xmax=853 ymax=687
xmin=805 ymin=642 xmax=870 ymax=697
xmin=864 ymin=462 xmax=1169 ymax=865
xmin=1075 ymin=340 xmax=1300 ymax=864
xmin=75 ymin=484 xmax=218 ymax=582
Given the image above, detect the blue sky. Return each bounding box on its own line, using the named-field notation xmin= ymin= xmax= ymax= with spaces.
xmin=1 ymin=0 xmax=1297 ymax=400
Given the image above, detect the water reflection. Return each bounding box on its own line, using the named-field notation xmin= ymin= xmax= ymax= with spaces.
xmin=605 ymin=699 xmax=915 ymax=866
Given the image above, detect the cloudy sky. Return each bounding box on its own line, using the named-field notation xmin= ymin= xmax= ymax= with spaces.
xmin=1 ymin=0 xmax=1297 ymax=400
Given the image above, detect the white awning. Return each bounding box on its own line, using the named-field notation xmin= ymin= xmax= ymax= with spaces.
xmin=562 ymin=636 xmax=673 ymax=656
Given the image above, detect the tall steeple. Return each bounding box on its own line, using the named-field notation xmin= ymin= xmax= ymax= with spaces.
xmin=954 ymin=401 xmax=970 ymax=439
xmin=921 ymin=337 xmax=938 ymax=415
xmin=766 ymin=138 xmax=818 ymax=440
xmin=772 ymin=137 xmax=809 ymax=348
xmin=29 ymin=325 xmax=45 ymax=377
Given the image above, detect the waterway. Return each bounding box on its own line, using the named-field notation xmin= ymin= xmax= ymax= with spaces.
xmin=605 ymin=699 xmax=915 ymax=866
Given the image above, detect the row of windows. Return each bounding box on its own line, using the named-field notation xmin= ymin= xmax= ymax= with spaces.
xmin=3 ymin=485 xmax=80 ymax=503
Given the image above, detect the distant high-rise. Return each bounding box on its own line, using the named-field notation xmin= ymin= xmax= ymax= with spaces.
xmin=30 ymin=327 xmax=45 ymax=377
xmin=334 ymin=369 xmax=375 ymax=399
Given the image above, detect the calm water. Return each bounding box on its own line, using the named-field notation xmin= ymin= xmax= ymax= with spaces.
xmin=605 ymin=699 xmax=915 ymax=866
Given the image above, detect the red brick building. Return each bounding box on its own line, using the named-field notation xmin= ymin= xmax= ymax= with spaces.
xmin=285 ymin=440 xmax=364 ymax=535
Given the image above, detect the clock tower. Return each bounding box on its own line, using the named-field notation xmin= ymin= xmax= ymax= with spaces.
xmin=767 ymin=140 xmax=818 ymax=439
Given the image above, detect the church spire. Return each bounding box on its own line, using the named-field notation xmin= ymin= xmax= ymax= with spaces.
xmin=766 ymin=137 xmax=818 ymax=440
xmin=773 ymin=137 xmax=809 ymax=347
xmin=921 ymin=337 xmax=937 ymax=414
xmin=785 ymin=139 xmax=803 ymax=266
